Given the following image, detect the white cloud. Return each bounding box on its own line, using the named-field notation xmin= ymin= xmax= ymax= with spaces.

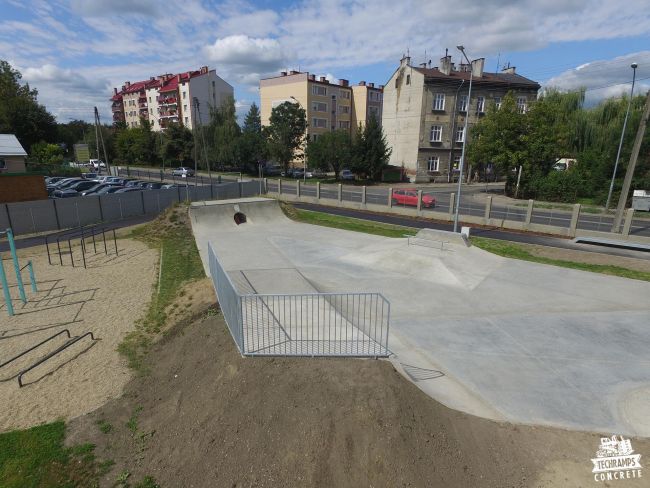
xmin=218 ymin=10 xmax=280 ymax=37
xmin=544 ymin=51 xmax=650 ymax=105
xmin=70 ymin=0 xmax=159 ymax=17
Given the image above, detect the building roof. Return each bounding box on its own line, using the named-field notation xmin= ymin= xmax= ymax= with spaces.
xmin=412 ymin=67 xmax=540 ymax=88
xmin=0 ymin=134 xmax=27 ymax=157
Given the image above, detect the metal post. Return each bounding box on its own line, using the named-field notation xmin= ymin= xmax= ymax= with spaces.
xmin=388 ymin=187 xmax=393 ymax=207
xmin=525 ymin=199 xmax=534 ymax=228
xmin=454 ymin=46 xmax=474 ymax=233
xmin=6 ymin=229 xmax=26 ymax=304
xmin=484 ymin=195 xmax=492 ymax=223
xmin=569 ymin=204 xmax=581 ymax=237
xmin=278 ymin=179 xmax=282 ymax=195
xmin=316 ymin=182 xmax=320 ymax=199
xmin=449 ymin=192 xmax=456 ymax=221
xmin=297 ymin=179 xmax=301 ymax=197
xmin=606 ymin=63 xmax=637 ymax=210
xmin=0 ymin=252 xmax=14 ymax=316
xmin=362 ymin=186 xmax=367 ymax=205
xmin=338 ymin=184 xmax=342 ymax=201
xmin=416 ymin=190 xmax=422 ymax=212
xmin=27 ymin=261 xmax=37 ymax=292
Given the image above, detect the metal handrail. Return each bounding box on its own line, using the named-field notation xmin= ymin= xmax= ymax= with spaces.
xmin=0 ymin=329 xmax=71 ymax=370
xmin=18 ymin=331 xmax=95 ymax=387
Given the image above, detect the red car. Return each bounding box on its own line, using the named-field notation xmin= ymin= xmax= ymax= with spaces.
xmin=391 ymin=189 xmax=436 ymax=208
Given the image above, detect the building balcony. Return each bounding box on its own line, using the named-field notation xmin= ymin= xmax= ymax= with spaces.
xmin=159 ymin=111 xmax=178 ymax=118
xmin=111 ymin=104 xmax=123 ymax=113
xmin=139 ymin=102 xmax=148 ymax=108
xmin=157 ymin=96 xmax=177 ymax=105
xmin=113 ymin=113 xmax=125 ymax=122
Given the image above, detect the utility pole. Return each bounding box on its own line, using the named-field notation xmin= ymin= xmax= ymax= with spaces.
xmin=94 ymin=107 xmax=110 ymax=174
xmin=454 ymin=45 xmax=474 ymax=233
xmin=193 ymin=98 xmax=212 ymax=183
xmin=606 ymin=63 xmax=637 ymax=209
xmin=192 ymin=97 xmax=200 ymax=188
xmin=612 ymin=90 xmax=650 ymax=232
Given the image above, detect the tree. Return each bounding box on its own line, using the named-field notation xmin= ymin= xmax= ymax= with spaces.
xmin=306 ymin=130 xmax=352 ymax=180
xmin=0 ymin=60 xmax=57 ymax=152
xmin=161 ymin=123 xmax=194 ymax=165
xmin=207 ymin=97 xmax=241 ymax=170
xmin=30 ymin=141 xmax=64 ymax=165
xmin=113 ymin=118 xmax=156 ymax=165
xmin=56 ymin=120 xmax=92 ymax=158
xmin=351 ymin=115 xmax=391 ymax=180
xmin=265 ymin=101 xmax=306 ymax=174
xmin=238 ymin=103 xmax=266 ymax=173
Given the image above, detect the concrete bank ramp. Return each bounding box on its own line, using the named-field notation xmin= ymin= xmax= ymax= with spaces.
xmin=190 ymin=197 xmax=289 ymax=228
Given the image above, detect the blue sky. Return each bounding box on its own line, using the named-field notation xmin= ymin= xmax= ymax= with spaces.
xmin=1 ymin=0 xmax=649 ymax=123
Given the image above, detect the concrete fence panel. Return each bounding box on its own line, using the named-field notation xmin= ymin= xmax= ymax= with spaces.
xmin=0 ymin=204 xmax=11 ymax=230
xmin=6 ymin=199 xmax=58 ymax=234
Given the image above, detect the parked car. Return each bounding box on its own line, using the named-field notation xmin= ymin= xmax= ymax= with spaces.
xmin=80 ymin=183 xmax=112 ymax=196
xmin=281 ymin=168 xmax=295 ymax=178
xmin=81 ymin=172 xmax=98 ymax=180
xmin=105 ymin=177 xmax=127 ymax=186
xmin=47 ymin=178 xmax=83 ymax=195
xmin=144 ymin=182 xmax=164 ymax=190
xmin=95 ymin=185 xmax=124 ymax=195
xmin=263 ymin=164 xmax=282 ymax=176
xmin=306 ymin=168 xmax=327 ymax=178
xmin=391 ymin=189 xmax=436 ymax=208
xmin=292 ymin=168 xmax=305 ymax=179
xmin=125 ymin=180 xmax=148 ymax=188
xmin=172 ymin=167 xmax=194 ymax=177
xmin=45 ymin=176 xmax=67 ymax=185
xmin=52 ymin=189 xmax=79 ymax=198
xmin=114 ymin=187 xmax=141 ymax=193
xmin=89 ymin=159 xmax=106 ymax=170
xmin=339 ymin=169 xmax=355 ymax=181
xmin=66 ymin=180 xmax=99 ymax=193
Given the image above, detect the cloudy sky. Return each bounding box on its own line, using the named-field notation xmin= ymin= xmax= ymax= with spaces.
xmin=1 ymin=0 xmax=649 ymax=123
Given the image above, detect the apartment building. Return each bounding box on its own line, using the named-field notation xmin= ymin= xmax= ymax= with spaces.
xmin=111 ymin=66 xmax=233 ymax=131
xmin=351 ymin=81 xmax=383 ymax=129
xmin=260 ymin=71 xmax=383 ymax=142
xmin=382 ymin=54 xmax=540 ymax=182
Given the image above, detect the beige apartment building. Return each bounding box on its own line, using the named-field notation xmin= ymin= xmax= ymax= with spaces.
xmin=260 ymin=71 xmax=383 ymax=143
xmin=382 ymin=54 xmax=540 ymax=182
xmin=111 ymin=66 xmax=233 ymax=132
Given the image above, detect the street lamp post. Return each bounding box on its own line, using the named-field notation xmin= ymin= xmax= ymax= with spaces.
xmin=605 ymin=62 xmax=638 ymax=210
xmin=290 ymin=96 xmax=308 ymax=182
xmin=454 ymin=45 xmax=474 ymax=233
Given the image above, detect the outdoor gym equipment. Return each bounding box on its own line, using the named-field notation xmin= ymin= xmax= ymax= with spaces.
xmin=45 ymin=224 xmax=118 ymax=269
xmin=0 ymin=228 xmax=38 ymax=316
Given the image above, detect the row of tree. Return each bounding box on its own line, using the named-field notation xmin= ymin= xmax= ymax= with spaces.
xmin=467 ymin=90 xmax=650 ymax=203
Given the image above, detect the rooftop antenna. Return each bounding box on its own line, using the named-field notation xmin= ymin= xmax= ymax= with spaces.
xmin=445 ymin=47 xmax=448 ymax=57
xmin=495 ymin=52 xmax=501 ymax=72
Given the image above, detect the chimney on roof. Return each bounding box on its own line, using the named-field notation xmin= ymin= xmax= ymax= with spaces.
xmin=400 ymin=54 xmax=411 ymax=68
xmin=124 ymin=81 xmax=131 ymax=88
xmin=309 ymin=74 xmax=315 ymax=81
xmin=319 ymin=76 xmax=327 ymax=82
xmin=201 ymin=66 xmax=208 ymax=74
xmin=290 ymin=70 xmax=299 ymax=75
xmin=150 ymin=76 xmax=154 ymax=81
xmin=379 ymin=84 xmax=384 ymax=90
xmin=471 ymin=57 xmax=485 ymax=78
xmin=419 ymin=62 xmax=427 ymax=68
xmin=439 ymin=55 xmax=452 ymax=75
xmin=358 ymin=80 xmax=366 ymax=86
xmin=368 ymin=82 xmax=374 ymax=88
xmin=339 ymin=79 xmax=349 ymax=87
xmin=501 ymin=65 xmax=516 ymax=74
xmin=113 ymin=87 xmax=118 ymax=96
xmin=280 ymin=71 xmax=287 ymax=76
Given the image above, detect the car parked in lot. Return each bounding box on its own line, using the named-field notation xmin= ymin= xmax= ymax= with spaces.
xmin=172 ymin=167 xmax=194 ymax=177
xmin=263 ymin=164 xmax=282 ymax=176
xmin=124 ymin=180 xmax=148 ymax=188
xmin=339 ymin=169 xmax=355 ymax=181
xmin=47 ymin=178 xmax=83 ymax=195
xmin=144 ymin=182 xmax=164 ymax=190
xmin=306 ymin=168 xmax=327 ymax=178
xmin=79 ymin=183 xmax=112 ymax=196
xmin=52 ymin=189 xmax=79 ymax=198
xmin=391 ymin=189 xmax=436 ymax=208
xmin=114 ymin=187 xmax=141 ymax=193
xmin=292 ymin=168 xmax=305 ymax=179
xmin=45 ymin=176 xmax=67 ymax=185
xmin=95 ymin=185 xmax=125 ymax=195
xmin=82 ymin=172 xmax=98 ymax=180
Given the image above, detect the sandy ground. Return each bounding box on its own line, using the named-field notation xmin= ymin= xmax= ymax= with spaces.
xmin=67 ymin=300 xmax=650 ymax=488
xmin=0 ymin=238 xmax=157 ymax=432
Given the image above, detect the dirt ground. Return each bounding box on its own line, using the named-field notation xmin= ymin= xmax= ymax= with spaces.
xmin=67 ymin=291 xmax=649 ymax=488
xmin=0 ymin=238 xmax=157 ymax=431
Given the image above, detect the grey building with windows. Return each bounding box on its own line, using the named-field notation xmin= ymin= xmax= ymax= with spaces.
xmin=382 ymin=54 xmax=540 ymax=182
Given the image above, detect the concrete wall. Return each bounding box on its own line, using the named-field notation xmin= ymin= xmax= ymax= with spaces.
xmin=0 ymin=174 xmax=47 ymax=203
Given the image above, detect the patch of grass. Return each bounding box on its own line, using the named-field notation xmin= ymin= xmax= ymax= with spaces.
xmin=472 ymin=237 xmax=650 ymax=282
xmin=98 ymin=459 xmax=115 ymax=476
xmin=133 ymin=475 xmax=160 ymax=488
xmin=0 ymin=421 xmax=100 ymax=488
xmin=120 ymin=204 xmax=205 ymax=371
xmin=96 ymin=419 xmax=113 ymax=434
xmin=282 ymin=204 xmax=417 ymax=238
xmin=126 ymin=406 xmax=143 ymax=435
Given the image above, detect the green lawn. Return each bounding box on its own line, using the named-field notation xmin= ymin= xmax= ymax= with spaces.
xmin=0 ymin=421 xmax=97 ymax=488
xmin=471 ymin=237 xmax=650 ymax=282
xmin=282 ymin=204 xmax=417 ymax=238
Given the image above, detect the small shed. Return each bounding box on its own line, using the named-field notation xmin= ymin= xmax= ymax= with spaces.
xmin=0 ymin=134 xmax=27 ymax=173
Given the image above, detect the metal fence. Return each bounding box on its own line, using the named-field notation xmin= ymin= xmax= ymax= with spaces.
xmin=1 ymin=181 xmax=259 ymax=237
xmin=208 ymin=243 xmax=390 ymax=357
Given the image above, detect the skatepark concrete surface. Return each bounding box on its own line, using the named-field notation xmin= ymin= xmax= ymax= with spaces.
xmin=190 ymin=198 xmax=650 ymax=437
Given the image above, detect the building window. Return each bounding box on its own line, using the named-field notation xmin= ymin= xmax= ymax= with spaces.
xmin=0 ymin=158 xmax=6 ymax=170
xmin=368 ymin=106 xmax=379 ymax=118
xmin=313 ymin=118 xmax=327 ymax=128
xmin=494 ymin=97 xmax=502 ymax=110
xmin=339 ymin=105 xmax=349 ymax=114
xmin=453 ymin=155 xmax=462 ymax=170
xmin=395 ymin=77 xmax=399 ymax=88
xmin=427 ymin=156 xmax=439 ymax=172
xmin=185 ymin=117 xmax=189 ymax=124
xmin=406 ymin=74 xmax=411 ymax=85
xmin=458 ymin=95 xmax=468 ymax=112
xmin=212 ymin=81 xmax=215 ymax=88
xmin=184 ymin=104 xmax=187 ymax=111
xmin=183 ymin=92 xmax=187 ymax=99
xmin=339 ymin=121 xmax=350 ymax=129
xmin=312 ymin=134 xmax=319 ymax=141
xmin=517 ymin=97 xmax=527 ymax=113
xmin=312 ymin=85 xmax=327 ymax=96
xmin=476 ymin=96 xmax=485 ymax=113
xmin=148 ymin=97 xmax=151 ymax=103
xmin=430 ymin=125 xmax=442 ymax=142
xmin=312 ymin=102 xmax=327 ymax=112
xmin=341 ymin=91 xmax=350 ymax=99
xmin=433 ymin=93 xmax=445 ymax=111
xmin=455 ymin=126 xmax=465 ymax=143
